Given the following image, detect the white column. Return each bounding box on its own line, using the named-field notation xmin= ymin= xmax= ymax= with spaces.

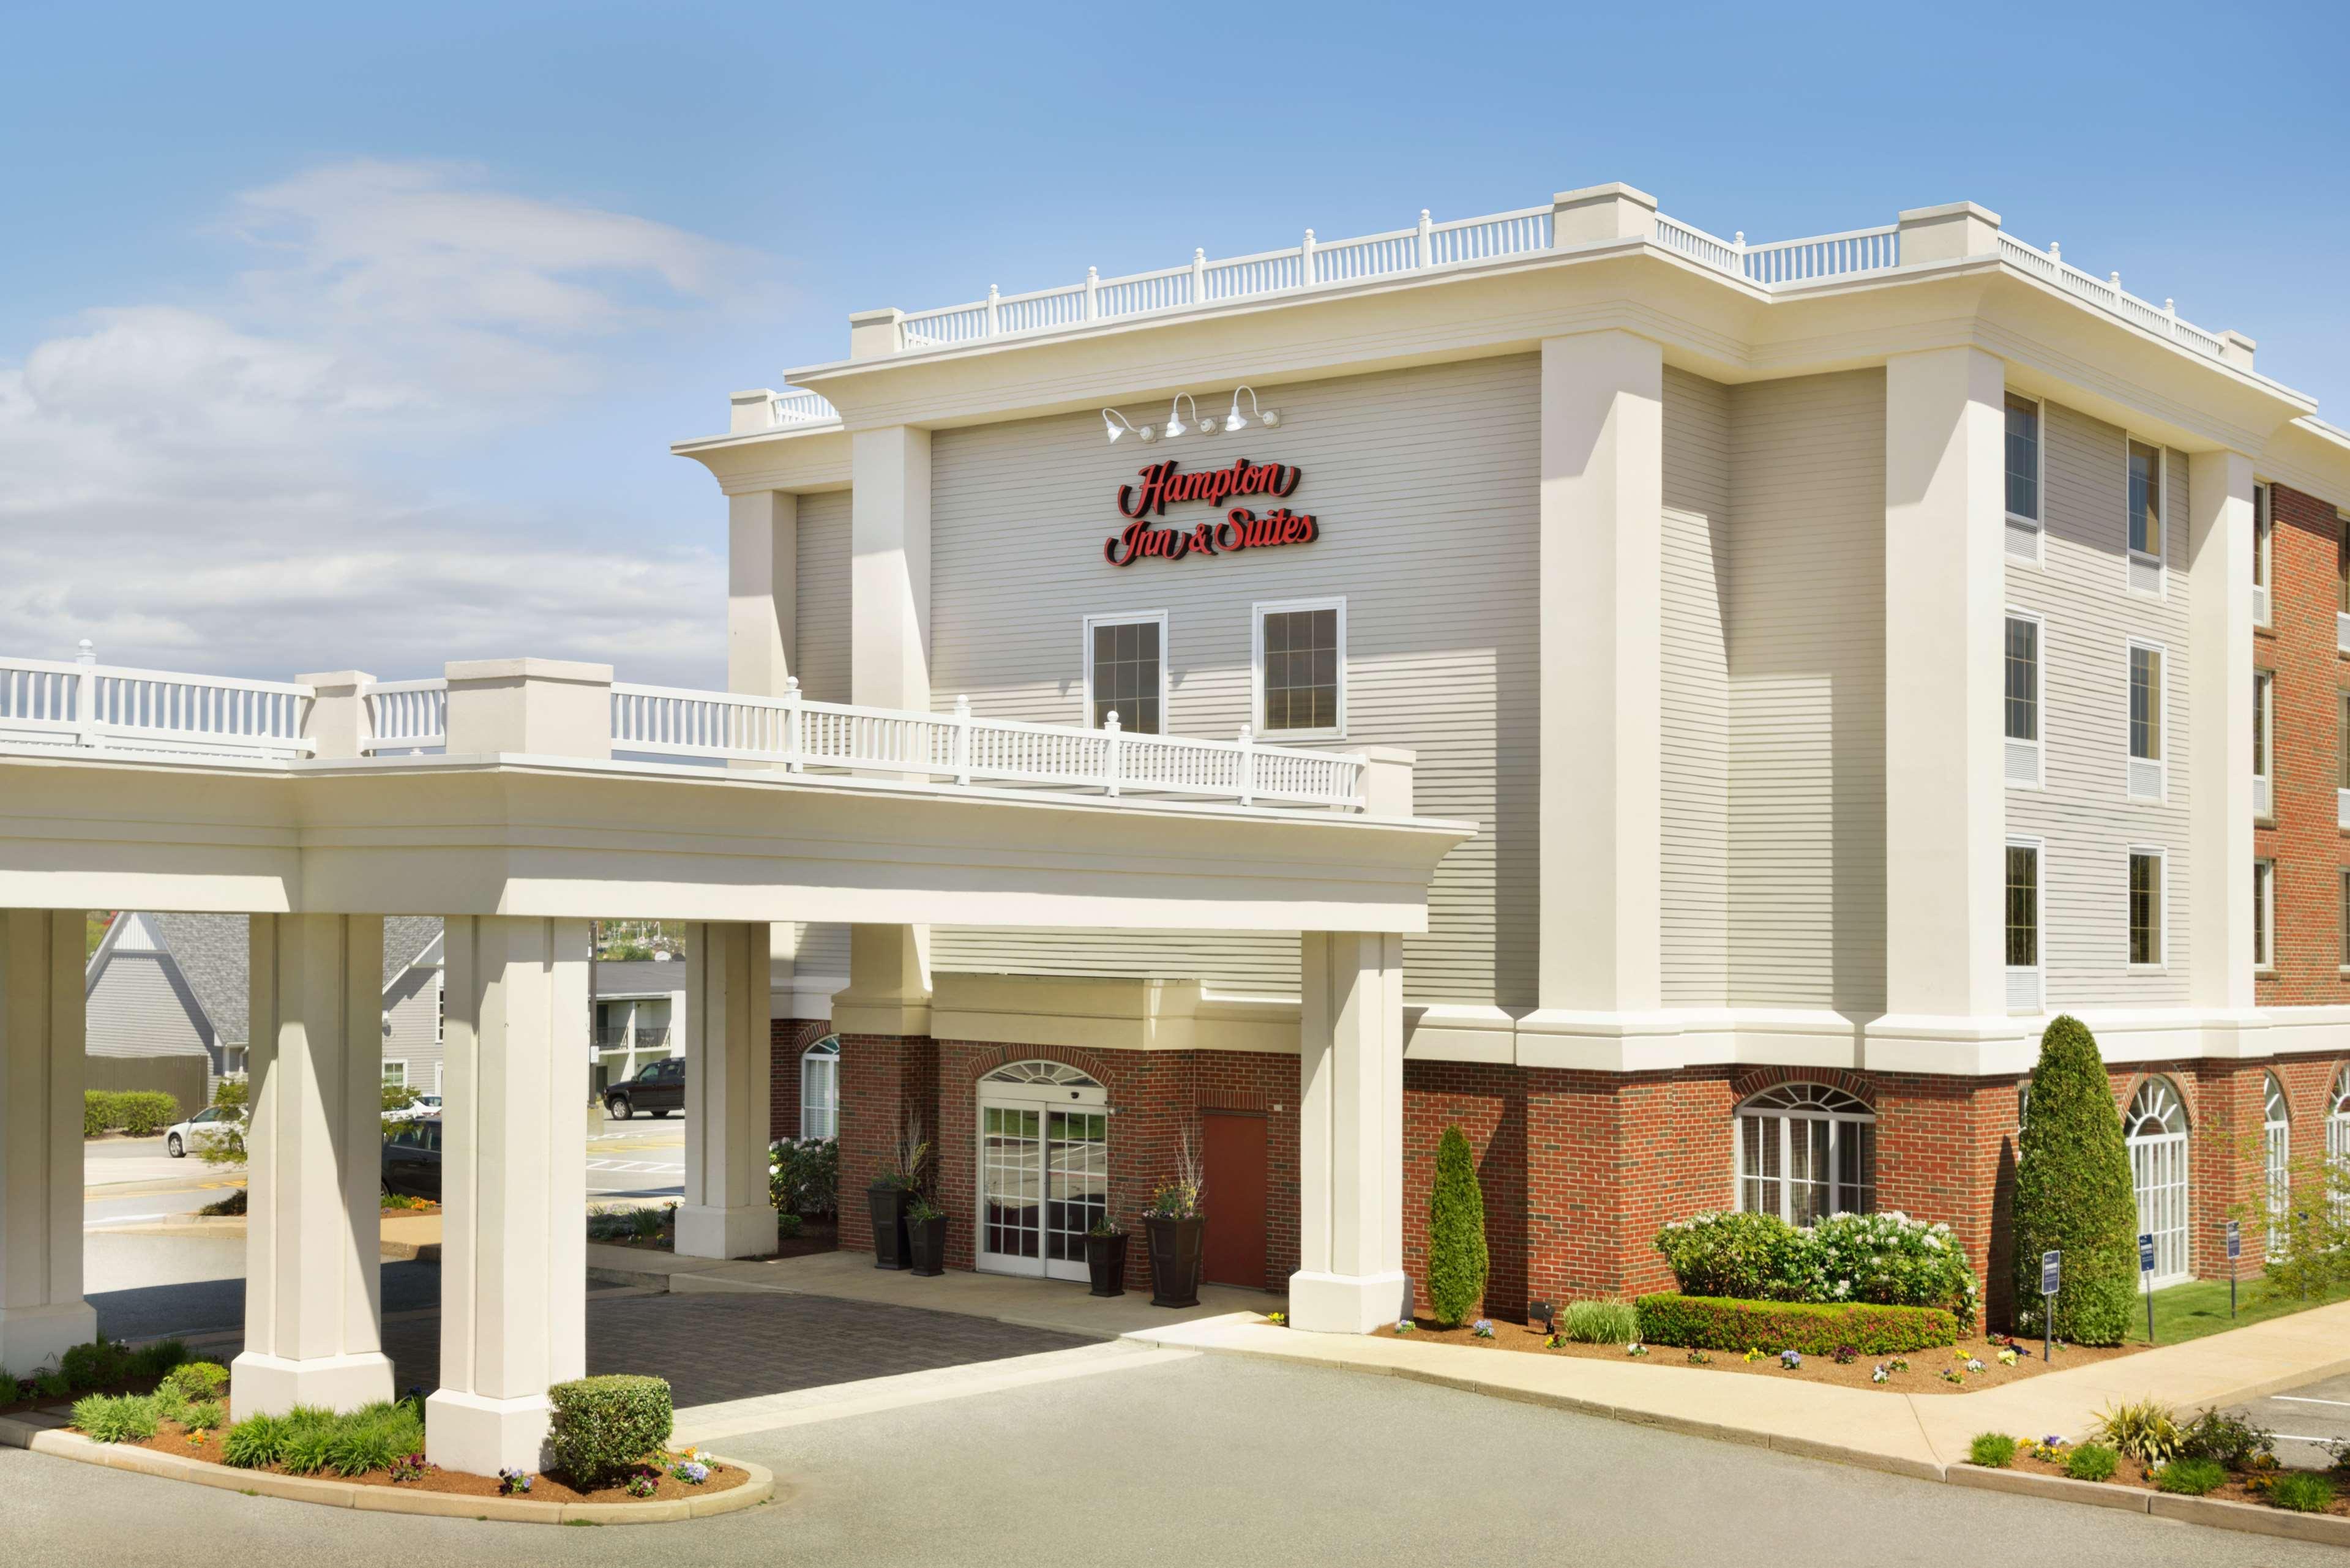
xmin=1290 ymin=931 xmax=1407 ymax=1334
xmin=850 ymin=425 xmax=932 ymax=712
xmin=232 ymin=914 xmax=394 ymax=1416
xmin=428 ymin=916 xmax=591 ymax=1476
xmin=1882 ymin=347 xmax=2007 ymax=1021
xmin=0 ymin=911 xmax=95 ymax=1376
xmin=676 ymin=921 xmax=774 ymax=1259
xmin=2188 ymin=448 xmax=2256 ymax=1008
xmin=728 ymin=490 xmax=797 ymax=698
xmin=1536 ymin=330 xmax=1664 ymax=1015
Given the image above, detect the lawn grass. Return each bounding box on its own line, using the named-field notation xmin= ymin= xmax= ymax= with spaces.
xmin=2128 ymin=1275 xmax=2350 ymax=1346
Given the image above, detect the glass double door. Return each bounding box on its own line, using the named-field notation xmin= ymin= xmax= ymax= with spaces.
xmin=978 ymin=1104 xmax=1108 ymax=1282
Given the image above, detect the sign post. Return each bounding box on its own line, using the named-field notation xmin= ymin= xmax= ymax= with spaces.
xmin=2138 ymin=1233 xmax=2158 ymax=1344
xmin=2225 ymin=1220 xmax=2240 ymax=1320
xmin=2038 ymin=1249 xmax=2060 ymax=1362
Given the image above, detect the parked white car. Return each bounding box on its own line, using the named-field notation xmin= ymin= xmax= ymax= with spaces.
xmin=385 ymin=1093 xmax=443 ymax=1122
xmin=163 ymin=1105 xmax=242 ymax=1158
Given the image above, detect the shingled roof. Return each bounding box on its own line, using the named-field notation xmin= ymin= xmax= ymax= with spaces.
xmin=135 ymin=915 xmax=444 ymax=1047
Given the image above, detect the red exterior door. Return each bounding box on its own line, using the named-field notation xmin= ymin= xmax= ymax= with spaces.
xmin=1201 ymin=1111 xmax=1268 ymax=1289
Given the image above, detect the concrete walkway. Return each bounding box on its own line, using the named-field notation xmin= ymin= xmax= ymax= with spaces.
xmin=1122 ymin=1298 xmax=2350 ymax=1479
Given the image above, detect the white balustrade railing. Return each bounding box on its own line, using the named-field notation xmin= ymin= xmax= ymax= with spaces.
xmin=0 ymin=645 xmax=312 ymax=761
xmin=365 ymin=679 xmax=447 ymax=751
xmin=768 ymin=389 xmax=839 ymax=425
xmin=608 ymin=680 xmax=1367 ymax=810
xmin=1741 ymin=224 xmax=1900 ymax=284
xmin=1994 ymin=234 xmax=2225 ymax=361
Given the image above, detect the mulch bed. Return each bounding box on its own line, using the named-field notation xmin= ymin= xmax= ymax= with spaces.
xmin=123 ymin=1420 xmax=749 ymax=1504
xmin=2001 ymin=1448 xmax=2350 ymax=1516
xmin=1374 ymin=1315 xmax=2146 ymax=1394
xmin=597 ymin=1217 xmax=839 ymax=1262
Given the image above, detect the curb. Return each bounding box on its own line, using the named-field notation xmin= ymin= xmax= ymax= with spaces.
xmin=0 ymin=1411 xmax=773 ymax=1525
xmin=1949 ymin=1463 xmax=2350 ymax=1546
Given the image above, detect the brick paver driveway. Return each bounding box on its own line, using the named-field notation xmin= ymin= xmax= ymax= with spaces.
xmin=375 ymin=1286 xmax=1095 ymax=1407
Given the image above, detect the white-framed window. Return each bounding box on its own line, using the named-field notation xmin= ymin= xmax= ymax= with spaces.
xmin=2126 ymin=436 xmax=2165 ymax=594
xmin=383 ymin=1060 xmax=408 ymax=1089
xmin=799 ymin=1034 xmax=840 ymax=1140
xmin=2004 ymin=610 xmax=2042 ymax=787
xmin=2340 ymin=868 xmax=2350 ymax=972
xmin=2253 ymin=482 xmax=2272 ymax=627
xmin=1082 ymin=611 xmax=1168 ymax=734
xmin=2127 ymin=847 xmax=2166 ymax=968
xmin=1735 ymin=1083 xmax=1876 ymax=1225
xmin=1252 ymin=597 xmax=1346 ymax=739
xmin=2125 ymin=1077 xmax=2190 ymax=1286
xmin=2329 ymin=1067 xmax=2350 ymax=1220
xmin=2264 ymin=1073 xmax=2291 ymax=1256
xmin=2005 ymin=392 xmax=2044 ymax=564
xmin=2338 ymin=691 xmax=2350 ymax=832
xmin=2254 ymin=858 xmax=2276 ymax=973
xmin=2338 ymin=506 xmax=2350 ymax=652
xmin=2127 ymin=640 xmax=2166 ymax=801
xmin=2250 ymin=671 xmax=2273 ymax=819
xmin=2007 ymin=837 xmax=2042 ymax=1014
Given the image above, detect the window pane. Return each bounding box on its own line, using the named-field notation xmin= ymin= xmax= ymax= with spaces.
xmin=2007 ymin=845 xmax=2038 ymax=968
xmin=2004 ymin=618 xmax=2037 ymax=742
xmin=2340 ymin=691 xmax=2350 ymax=792
xmin=2341 ymin=869 xmax=2349 ymax=968
xmin=1090 ymin=619 xmax=1161 ymax=734
xmin=1261 ymin=607 xmax=1341 ymax=734
xmin=2130 ymin=648 xmax=2161 ymax=760
xmin=2255 ymin=861 xmax=2273 ymax=968
xmin=2005 ymin=395 xmax=2040 ymax=520
xmin=2254 ymin=674 xmax=2270 ymax=778
xmin=2254 ymin=485 xmax=2270 ymax=589
xmin=2128 ymin=441 xmax=2162 ymax=557
xmin=2130 ymin=853 xmax=2160 ymax=966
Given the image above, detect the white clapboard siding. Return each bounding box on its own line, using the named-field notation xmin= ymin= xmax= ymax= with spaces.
xmin=1726 ymin=370 xmax=1888 ymax=1014
xmin=792 ymin=489 xmax=856 ymax=983
xmin=2004 ymin=401 xmax=2193 ymax=1004
xmin=1661 ymin=368 xmax=1733 ymax=1006
xmin=921 ymin=356 xmax=1541 ymax=1005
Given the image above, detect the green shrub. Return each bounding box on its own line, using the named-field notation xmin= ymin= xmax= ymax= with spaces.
xmin=163 ymin=1361 xmax=230 ymax=1400
xmin=324 ymin=1405 xmax=422 ymax=1476
xmin=1968 ymin=1433 xmax=2018 ymax=1468
xmin=280 ymin=1421 xmax=338 ymax=1476
xmin=1424 ymin=1125 xmax=1487 ymax=1327
xmin=2010 ymin=1017 xmax=2139 ymax=1345
xmin=1651 ymin=1210 xmax=1977 ymax=1326
xmin=1559 ymin=1300 xmax=1639 ymax=1344
xmin=72 ymin=1393 xmax=158 ymax=1443
xmin=1634 ymin=1294 xmax=1959 ymax=1355
xmin=1653 ymin=1210 xmax=1808 ymax=1301
xmin=769 ymin=1135 xmax=839 ymax=1217
xmin=2154 ymin=1457 xmax=2227 ymax=1495
xmin=185 ymin=1400 xmax=228 ymax=1432
xmin=59 ymin=1338 xmax=132 ymax=1391
xmin=2093 ymin=1398 xmax=2182 ymax=1466
xmin=2064 ymin=1443 xmax=2119 ymax=1482
xmin=32 ymin=1371 xmax=70 ymax=1400
xmin=2269 ymin=1472 xmax=2336 ymax=1513
xmin=2179 ymin=1407 xmax=2275 ymax=1468
xmin=83 ymin=1091 xmax=114 ymax=1138
xmin=149 ymin=1384 xmax=192 ymax=1426
xmin=547 ymin=1375 xmax=673 ymax=1488
xmin=132 ymin=1338 xmax=191 ymax=1380
xmin=116 ymin=1092 xmax=181 ymax=1137
xmin=777 ymin=1212 xmax=804 ymax=1239
xmin=222 ymin=1414 xmax=290 ymax=1468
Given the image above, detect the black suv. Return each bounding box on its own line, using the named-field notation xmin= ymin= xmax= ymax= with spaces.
xmin=604 ymin=1056 xmax=685 ymax=1120
xmin=383 ymin=1118 xmax=441 ymax=1200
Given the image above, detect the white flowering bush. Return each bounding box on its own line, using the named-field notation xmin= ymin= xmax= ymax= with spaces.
xmin=768 ymin=1137 xmax=838 ymax=1217
xmin=1656 ymin=1209 xmax=1978 ymax=1329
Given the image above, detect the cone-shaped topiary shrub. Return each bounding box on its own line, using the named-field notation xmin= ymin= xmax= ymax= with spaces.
xmin=2010 ymin=1015 xmax=2138 ymax=1345
xmin=1425 ymin=1124 xmax=1488 ymax=1327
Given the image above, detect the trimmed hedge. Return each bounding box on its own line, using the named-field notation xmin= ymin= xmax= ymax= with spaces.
xmin=83 ymin=1091 xmax=182 ymax=1138
xmin=547 ymin=1374 xmax=673 ymax=1488
xmin=2010 ymin=1015 xmax=2138 ymax=1345
xmin=1634 ymin=1293 xmax=1960 ymax=1355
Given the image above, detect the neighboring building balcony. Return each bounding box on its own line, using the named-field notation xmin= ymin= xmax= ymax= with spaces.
xmin=0 ymin=646 xmax=1399 ymax=816
xmin=594 ymin=1025 xmax=670 ymax=1051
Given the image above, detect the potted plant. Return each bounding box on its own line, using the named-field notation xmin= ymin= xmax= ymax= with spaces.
xmin=905 ymin=1197 xmax=949 ymax=1276
xmin=867 ymin=1114 xmax=928 ymax=1271
xmin=1085 ymin=1209 xmax=1129 ymax=1298
xmin=1143 ymin=1132 xmax=1205 ymax=1309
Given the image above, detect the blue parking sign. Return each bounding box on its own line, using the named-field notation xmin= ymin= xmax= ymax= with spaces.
xmin=2225 ymin=1220 xmax=2240 ymax=1261
xmin=2040 ymin=1250 xmax=2060 ymax=1296
xmin=2138 ymin=1233 xmax=2157 ymax=1273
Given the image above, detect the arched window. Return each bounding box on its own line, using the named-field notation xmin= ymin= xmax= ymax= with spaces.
xmin=2264 ymin=1073 xmax=2291 ymax=1255
xmin=799 ymin=1036 xmax=840 ymax=1140
xmin=2329 ymin=1066 xmax=2350 ymax=1222
xmin=2125 ymin=1077 xmax=2190 ymax=1285
xmin=1735 ymin=1083 xmax=1874 ymax=1225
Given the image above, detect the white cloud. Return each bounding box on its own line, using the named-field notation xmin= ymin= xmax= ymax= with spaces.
xmin=0 ymin=161 xmax=751 ymax=685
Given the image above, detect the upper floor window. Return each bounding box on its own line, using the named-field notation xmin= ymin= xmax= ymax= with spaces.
xmin=2338 ymin=690 xmax=2350 ymax=792
xmin=1254 ymin=598 xmax=1345 ymax=739
xmin=2254 ymin=671 xmax=2273 ymax=804
xmin=2127 ymin=643 xmax=2165 ymax=802
xmin=2004 ymin=616 xmax=2039 ymax=742
xmin=1083 ymin=612 xmax=1166 ymax=734
xmin=2253 ymin=483 xmax=2272 ymax=625
xmin=2255 ymin=859 xmax=2275 ymax=971
xmin=2005 ymin=395 xmax=2041 ymax=522
xmin=2128 ymin=848 xmax=2165 ymax=968
xmin=2006 ymin=841 xmax=2040 ymax=970
xmin=2127 ymin=439 xmax=2163 ymax=559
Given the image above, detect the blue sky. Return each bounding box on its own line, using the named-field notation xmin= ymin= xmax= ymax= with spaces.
xmin=4 ymin=0 xmax=2344 ymax=685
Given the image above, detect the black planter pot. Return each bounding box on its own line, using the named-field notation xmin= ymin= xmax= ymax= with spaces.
xmin=1143 ymin=1215 xmax=1203 ymax=1309
xmin=867 ymin=1183 xmax=913 ymax=1270
xmin=1085 ymin=1231 xmax=1129 ymax=1297
xmin=906 ymin=1213 xmax=948 ymax=1277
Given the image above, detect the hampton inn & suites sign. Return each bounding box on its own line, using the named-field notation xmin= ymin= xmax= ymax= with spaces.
xmin=1103 ymin=458 xmax=1319 ymax=567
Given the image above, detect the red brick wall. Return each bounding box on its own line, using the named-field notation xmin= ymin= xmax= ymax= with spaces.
xmin=766 ymin=1017 xmax=831 ymax=1142
xmin=834 ymin=1032 xmax=936 ymax=1252
xmin=2257 ymin=483 xmax=2350 ymax=1004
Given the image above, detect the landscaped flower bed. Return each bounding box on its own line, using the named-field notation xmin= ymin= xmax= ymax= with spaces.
xmin=1967 ymin=1405 xmax=2349 ymax=1517
xmin=1370 ymin=1313 xmax=2143 ymax=1392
